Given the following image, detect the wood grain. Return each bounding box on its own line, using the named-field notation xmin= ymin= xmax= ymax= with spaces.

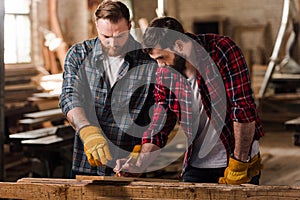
xmin=1 ymin=177 xmax=300 ymax=199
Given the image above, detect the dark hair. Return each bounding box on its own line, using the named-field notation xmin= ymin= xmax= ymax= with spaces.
xmin=94 ymin=0 xmax=130 ymax=23
xmin=142 ymin=17 xmax=187 ymax=54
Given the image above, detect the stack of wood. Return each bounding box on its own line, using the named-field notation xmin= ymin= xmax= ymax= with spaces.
xmin=5 ymin=64 xmax=42 ymax=109
xmin=4 ymin=64 xmax=64 ymax=139
xmin=29 ymin=73 xmax=63 ymax=111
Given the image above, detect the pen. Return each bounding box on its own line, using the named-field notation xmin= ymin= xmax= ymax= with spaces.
xmin=118 ymin=156 xmax=133 ymax=172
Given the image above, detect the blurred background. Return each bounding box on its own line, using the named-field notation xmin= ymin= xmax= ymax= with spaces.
xmin=0 ymin=0 xmax=300 ymax=185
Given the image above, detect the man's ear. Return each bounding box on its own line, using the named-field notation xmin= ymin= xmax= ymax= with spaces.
xmin=128 ymin=20 xmax=132 ymax=30
xmin=174 ymin=40 xmax=184 ymax=53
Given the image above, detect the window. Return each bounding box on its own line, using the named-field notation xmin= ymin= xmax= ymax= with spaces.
xmin=4 ymin=0 xmax=31 ymax=64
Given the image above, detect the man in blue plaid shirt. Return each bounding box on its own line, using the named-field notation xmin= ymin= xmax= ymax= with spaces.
xmin=59 ymin=0 xmax=157 ymax=177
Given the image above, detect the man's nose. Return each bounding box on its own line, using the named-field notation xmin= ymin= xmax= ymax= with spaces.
xmin=106 ymin=37 xmax=116 ymax=46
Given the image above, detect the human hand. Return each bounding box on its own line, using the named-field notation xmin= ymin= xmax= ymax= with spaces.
xmin=79 ymin=125 xmax=112 ymax=166
xmin=248 ymin=154 xmax=263 ymax=178
xmin=218 ymin=157 xmax=251 ymax=185
xmin=114 ymin=145 xmax=142 ymax=177
xmin=113 ymin=144 xmax=160 ymax=177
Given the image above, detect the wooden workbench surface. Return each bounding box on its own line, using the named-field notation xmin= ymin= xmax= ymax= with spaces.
xmin=0 ymin=176 xmax=300 ymax=199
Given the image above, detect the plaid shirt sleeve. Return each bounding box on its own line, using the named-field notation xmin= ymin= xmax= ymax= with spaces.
xmin=142 ymin=67 xmax=194 ymax=147
xmin=141 ymin=71 xmax=177 ymax=147
xmin=211 ymin=35 xmax=258 ymax=123
xmin=59 ymin=40 xmax=93 ymax=116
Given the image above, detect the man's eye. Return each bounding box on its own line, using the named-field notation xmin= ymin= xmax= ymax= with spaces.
xmin=102 ymin=35 xmax=110 ymax=39
xmin=115 ymin=33 xmax=126 ymax=39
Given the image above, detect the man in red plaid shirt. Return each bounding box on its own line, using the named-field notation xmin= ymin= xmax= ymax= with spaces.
xmin=114 ymin=16 xmax=264 ymax=185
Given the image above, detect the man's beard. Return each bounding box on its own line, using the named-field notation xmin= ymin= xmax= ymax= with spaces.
xmin=101 ymin=43 xmax=126 ymax=57
xmin=172 ymin=53 xmax=187 ymax=78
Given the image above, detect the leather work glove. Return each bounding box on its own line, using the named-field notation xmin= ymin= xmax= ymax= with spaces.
xmin=79 ymin=125 xmax=112 ymax=166
xmin=218 ymin=157 xmax=251 ymax=185
xmin=129 ymin=144 xmax=142 ymax=161
xmin=248 ymin=154 xmax=263 ymax=179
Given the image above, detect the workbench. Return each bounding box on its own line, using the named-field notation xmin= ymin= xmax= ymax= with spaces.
xmin=0 ymin=176 xmax=300 ymax=199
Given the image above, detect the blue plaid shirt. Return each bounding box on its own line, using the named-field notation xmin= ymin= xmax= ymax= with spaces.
xmin=59 ymin=36 xmax=157 ymax=175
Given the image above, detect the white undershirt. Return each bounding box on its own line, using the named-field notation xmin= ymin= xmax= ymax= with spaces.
xmin=187 ymin=76 xmax=259 ymax=168
xmin=103 ymin=55 xmax=124 ymax=86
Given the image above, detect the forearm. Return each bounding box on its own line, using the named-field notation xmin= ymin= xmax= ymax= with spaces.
xmin=233 ymin=121 xmax=255 ymax=162
xmin=66 ymin=107 xmax=90 ymax=131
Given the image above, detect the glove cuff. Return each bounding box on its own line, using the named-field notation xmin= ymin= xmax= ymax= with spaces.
xmin=228 ymin=157 xmax=250 ymax=171
xmin=130 ymin=145 xmax=142 ymax=160
xmin=230 ymin=153 xmax=251 ymax=163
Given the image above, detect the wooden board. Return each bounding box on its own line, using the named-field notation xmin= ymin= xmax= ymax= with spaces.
xmin=1 ymin=177 xmax=300 ymax=199
xmin=19 ymin=117 xmax=57 ymax=126
xmin=272 ymin=73 xmax=300 ymax=81
xmin=76 ymin=175 xmax=178 ymax=183
xmin=285 ymin=116 xmax=300 ymax=125
xmin=21 ymin=135 xmax=64 ymax=145
xmin=285 ymin=116 xmax=300 ymax=131
xmin=9 ymin=126 xmax=57 ymax=140
xmin=24 ymin=108 xmax=63 ymax=119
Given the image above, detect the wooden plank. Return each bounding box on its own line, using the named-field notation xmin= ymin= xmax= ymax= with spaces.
xmin=4 ymin=83 xmax=41 ymax=91
xmin=19 ymin=117 xmax=56 ymax=125
xmin=285 ymin=116 xmax=300 ymax=125
xmin=1 ymin=178 xmax=300 ymax=199
xmin=17 ymin=177 xmax=90 ymax=184
xmin=5 ymin=64 xmax=39 ymax=77
xmin=264 ymin=93 xmax=300 ymax=101
xmin=9 ymin=126 xmax=57 ymax=140
xmin=272 ymin=73 xmax=300 ymax=81
xmin=285 ymin=116 xmax=300 ymax=131
xmin=19 ymin=125 xmax=74 ymax=145
xmin=24 ymin=108 xmax=63 ymax=119
xmin=76 ymin=175 xmax=178 ymax=183
xmin=32 ymin=92 xmax=59 ymax=98
xmin=27 ymin=96 xmax=59 ymax=111
xmin=21 ymin=135 xmax=64 ymax=145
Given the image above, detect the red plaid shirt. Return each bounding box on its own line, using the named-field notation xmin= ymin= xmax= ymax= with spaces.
xmin=142 ymin=33 xmax=264 ymax=175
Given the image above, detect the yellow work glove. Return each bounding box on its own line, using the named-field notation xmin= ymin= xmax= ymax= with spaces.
xmin=218 ymin=157 xmax=251 ymax=185
xmin=79 ymin=125 xmax=112 ymax=166
xmin=129 ymin=144 xmax=142 ymax=161
xmin=248 ymin=154 xmax=263 ymax=179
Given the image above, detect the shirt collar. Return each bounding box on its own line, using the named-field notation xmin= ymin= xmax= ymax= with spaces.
xmin=93 ymin=37 xmax=104 ymax=61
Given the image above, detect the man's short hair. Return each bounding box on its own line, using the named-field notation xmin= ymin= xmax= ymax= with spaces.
xmin=142 ymin=17 xmax=187 ymax=54
xmin=94 ymin=0 xmax=130 ymax=23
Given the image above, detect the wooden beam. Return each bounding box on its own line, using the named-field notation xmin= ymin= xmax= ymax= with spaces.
xmin=0 ymin=177 xmax=300 ymax=199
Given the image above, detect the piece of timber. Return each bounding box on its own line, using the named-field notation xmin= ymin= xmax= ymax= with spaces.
xmin=75 ymin=175 xmax=178 ymax=183
xmin=9 ymin=126 xmax=57 ymax=140
xmin=0 ymin=177 xmax=300 ymax=199
xmin=24 ymin=108 xmax=63 ymax=119
xmin=285 ymin=116 xmax=300 ymax=131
